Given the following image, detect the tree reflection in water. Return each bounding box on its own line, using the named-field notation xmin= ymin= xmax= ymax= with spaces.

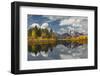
xmin=28 ymin=41 xmax=88 ymax=61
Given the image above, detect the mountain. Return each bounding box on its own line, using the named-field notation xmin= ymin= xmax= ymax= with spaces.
xmin=56 ymin=32 xmax=86 ymax=39
xmin=56 ymin=33 xmax=71 ymax=39
xmin=74 ymin=32 xmax=84 ymax=36
xmin=62 ymin=33 xmax=71 ymax=38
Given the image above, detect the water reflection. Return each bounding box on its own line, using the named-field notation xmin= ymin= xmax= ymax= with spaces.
xmin=28 ymin=41 xmax=88 ymax=61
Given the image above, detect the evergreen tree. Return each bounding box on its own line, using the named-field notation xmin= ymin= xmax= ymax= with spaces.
xmin=37 ymin=28 xmax=41 ymax=37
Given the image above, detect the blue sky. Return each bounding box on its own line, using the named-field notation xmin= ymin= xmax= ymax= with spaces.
xmin=28 ymin=15 xmax=88 ymax=34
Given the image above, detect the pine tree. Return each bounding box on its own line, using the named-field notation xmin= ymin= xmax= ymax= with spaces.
xmin=37 ymin=28 xmax=41 ymax=37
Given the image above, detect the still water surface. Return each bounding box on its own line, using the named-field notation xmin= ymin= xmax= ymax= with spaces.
xmin=28 ymin=41 xmax=88 ymax=61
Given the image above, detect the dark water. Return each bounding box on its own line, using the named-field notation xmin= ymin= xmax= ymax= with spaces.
xmin=28 ymin=41 xmax=88 ymax=61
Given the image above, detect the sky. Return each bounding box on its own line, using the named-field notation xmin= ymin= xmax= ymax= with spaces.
xmin=28 ymin=14 xmax=88 ymax=35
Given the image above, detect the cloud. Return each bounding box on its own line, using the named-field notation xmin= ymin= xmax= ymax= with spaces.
xmin=42 ymin=15 xmax=69 ymax=23
xmin=57 ymin=31 xmax=64 ymax=35
xmin=60 ymin=18 xmax=75 ymax=25
xmin=28 ymin=23 xmax=40 ymax=29
xmin=67 ymin=27 xmax=74 ymax=31
xmin=28 ymin=22 xmax=51 ymax=32
xmin=59 ymin=17 xmax=83 ymax=26
xmin=59 ymin=17 xmax=88 ymax=34
xmin=43 ymin=16 xmax=64 ymax=21
xmin=41 ymin=23 xmax=49 ymax=29
xmin=57 ymin=28 xmax=68 ymax=35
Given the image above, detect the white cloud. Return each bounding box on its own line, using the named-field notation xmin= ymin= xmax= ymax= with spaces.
xmin=41 ymin=23 xmax=49 ymax=29
xmin=41 ymin=23 xmax=52 ymax=32
xmin=29 ymin=22 xmax=52 ymax=32
xmin=77 ymin=28 xmax=87 ymax=34
xmin=60 ymin=18 xmax=75 ymax=25
xmin=60 ymin=28 xmax=65 ymax=31
xmin=43 ymin=16 xmax=64 ymax=21
xmin=28 ymin=23 xmax=40 ymax=29
xmin=57 ymin=28 xmax=67 ymax=35
xmin=67 ymin=27 xmax=74 ymax=31
xmin=60 ymin=17 xmax=87 ymax=26
xmin=59 ymin=17 xmax=88 ymax=34
xmin=57 ymin=31 xmax=63 ymax=35
xmin=60 ymin=17 xmax=83 ymax=26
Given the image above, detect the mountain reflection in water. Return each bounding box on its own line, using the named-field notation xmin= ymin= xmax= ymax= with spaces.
xmin=28 ymin=41 xmax=88 ymax=61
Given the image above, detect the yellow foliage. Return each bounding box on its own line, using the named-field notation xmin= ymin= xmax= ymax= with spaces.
xmin=66 ymin=35 xmax=88 ymax=44
xmin=32 ymin=30 xmax=36 ymax=37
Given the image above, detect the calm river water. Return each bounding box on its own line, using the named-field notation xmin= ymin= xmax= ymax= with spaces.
xmin=28 ymin=41 xmax=88 ymax=61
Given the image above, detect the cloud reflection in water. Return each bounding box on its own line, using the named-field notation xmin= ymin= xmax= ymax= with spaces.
xmin=28 ymin=42 xmax=88 ymax=61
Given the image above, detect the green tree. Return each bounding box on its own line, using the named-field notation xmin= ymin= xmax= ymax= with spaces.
xmin=28 ymin=28 xmax=33 ymax=36
xmin=37 ymin=28 xmax=42 ymax=37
